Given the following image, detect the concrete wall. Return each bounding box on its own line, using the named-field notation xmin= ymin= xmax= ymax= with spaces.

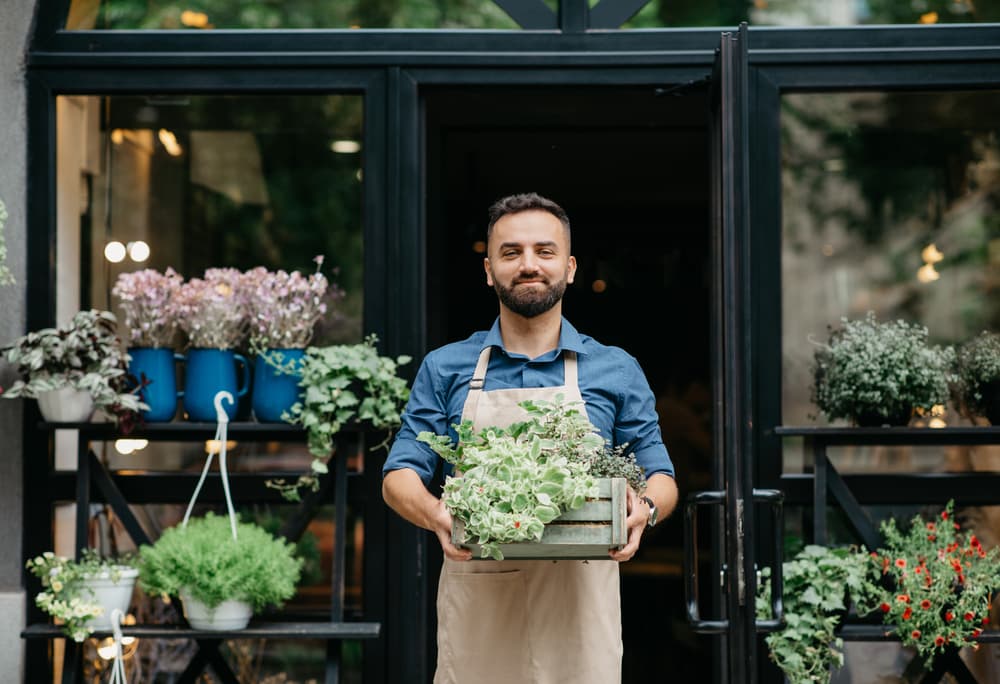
xmin=0 ymin=2 xmax=37 ymax=681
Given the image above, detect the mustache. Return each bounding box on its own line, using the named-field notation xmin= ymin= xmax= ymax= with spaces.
xmin=513 ymin=274 xmax=547 ymax=285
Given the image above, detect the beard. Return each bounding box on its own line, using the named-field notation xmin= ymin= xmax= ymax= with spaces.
xmin=493 ymin=275 xmax=568 ymax=318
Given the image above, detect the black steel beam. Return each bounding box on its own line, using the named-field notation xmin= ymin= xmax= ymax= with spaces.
xmin=780 ymin=473 xmax=1000 ymax=506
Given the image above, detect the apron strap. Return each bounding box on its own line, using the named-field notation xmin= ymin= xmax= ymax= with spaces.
xmin=464 ymin=346 xmax=493 ymax=421
xmin=563 ymin=350 xmax=578 ymax=388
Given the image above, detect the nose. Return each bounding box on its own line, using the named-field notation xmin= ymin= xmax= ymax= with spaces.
xmin=519 ymin=252 xmax=539 ymax=273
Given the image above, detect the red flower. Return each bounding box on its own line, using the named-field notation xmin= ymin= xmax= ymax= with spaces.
xmin=935 ymin=636 xmax=945 ymax=647
xmin=927 ymin=522 xmax=936 ymax=531
xmin=983 ymin=617 xmax=990 ymax=626
xmin=881 ymin=603 xmax=891 ymax=613
xmin=513 ymin=521 xmax=521 ymax=529
xmin=945 ymin=611 xmax=954 ymax=622
xmin=920 ymin=600 xmax=931 ymax=609
xmin=973 ymin=629 xmax=983 ymax=638
xmin=942 ymin=511 xmax=949 ymax=520
xmin=964 ymin=612 xmax=975 ymax=622
xmin=895 ymin=558 xmax=907 ymax=568
xmin=970 ymin=535 xmax=980 ymax=548
xmin=897 ymin=594 xmax=911 ymax=603
xmin=903 ymin=607 xmax=913 ymax=620
xmin=954 ymin=523 xmax=961 ymax=530
xmin=912 ymin=630 xmax=922 ymax=639
xmin=914 ymin=566 xmax=923 ymax=574
xmin=927 ymin=534 xmax=937 ymax=541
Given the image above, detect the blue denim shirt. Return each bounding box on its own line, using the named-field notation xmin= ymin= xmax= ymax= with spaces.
xmin=383 ymin=317 xmax=674 ymax=486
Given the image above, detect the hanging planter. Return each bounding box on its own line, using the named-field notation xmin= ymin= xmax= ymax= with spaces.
xmin=179 ymin=590 xmax=253 ymax=631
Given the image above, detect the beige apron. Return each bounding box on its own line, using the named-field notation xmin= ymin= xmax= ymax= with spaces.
xmin=434 ymin=347 xmax=622 ymax=684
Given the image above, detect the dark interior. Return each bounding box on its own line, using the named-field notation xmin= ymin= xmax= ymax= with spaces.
xmin=424 ymin=84 xmax=714 ymax=681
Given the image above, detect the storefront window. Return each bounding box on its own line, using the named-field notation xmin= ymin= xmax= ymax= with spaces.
xmin=624 ymin=0 xmax=1000 ymax=27
xmin=780 ymin=89 xmax=1000 ymax=472
xmin=51 ymin=93 xmax=367 ymax=680
xmin=66 ymin=0 xmax=518 ymax=29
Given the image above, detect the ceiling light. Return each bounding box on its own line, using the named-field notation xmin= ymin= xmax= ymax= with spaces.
xmin=921 ymin=243 xmax=943 ymax=264
xmin=127 ymin=241 xmax=150 ymax=262
xmin=158 ymin=129 xmax=183 ymax=157
xmin=104 ymin=241 xmax=127 ymax=263
xmin=331 ymin=140 xmax=361 ymax=154
xmin=917 ymin=263 xmax=940 ymax=283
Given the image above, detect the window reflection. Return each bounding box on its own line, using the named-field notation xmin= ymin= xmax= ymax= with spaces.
xmin=781 ymin=90 xmax=1000 ymax=472
xmin=66 ymin=0 xmax=519 ymax=29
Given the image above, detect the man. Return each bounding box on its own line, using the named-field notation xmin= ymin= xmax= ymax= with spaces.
xmin=382 ymin=192 xmax=678 ymax=684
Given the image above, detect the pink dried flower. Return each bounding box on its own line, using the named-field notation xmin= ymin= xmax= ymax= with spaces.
xmin=111 ymin=268 xmax=184 ymax=347
xmin=243 ymin=261 xmax=342 ymax=349
xmin=174 ymin=268 xmax=249 ymax=349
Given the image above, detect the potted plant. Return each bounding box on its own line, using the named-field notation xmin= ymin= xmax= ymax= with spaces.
xmin=756 ymin=544 xmax=879 ymax=684
xmin=952 ymin=330 xmax=1000 ymax=425
xmin=26 ymin=549 xmax=139 ymax=642
xmin=864 ymin=500 xmax=1000 ymax=670
xmin=273 ymin=334 xmax=411 ymax=501
xmin=1 ymin=309 xmax=148 ymax=428
xmin=811 ymin=311 xmax=955 ymax=427
xmin=173 ymin=268 xmax=250 ymax=421
xmin=137 ymin=512 xmax=302 ymax=630
xmin=112 ymin=267 xmax=185 ymax=422
xmin=243 ymin=257 xmax=343 ymax=422
xmin=418 ymin=397 xmax=646 ymax=561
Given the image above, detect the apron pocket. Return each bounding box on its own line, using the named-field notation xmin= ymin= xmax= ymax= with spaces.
xmin=436 ymin=569 xmax=533 ymax=684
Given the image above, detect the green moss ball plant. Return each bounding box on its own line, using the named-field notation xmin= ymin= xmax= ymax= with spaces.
xmin=138 ymin=512 xmax=302 ymax=628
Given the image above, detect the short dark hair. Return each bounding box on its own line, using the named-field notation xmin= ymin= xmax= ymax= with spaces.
xmin=486 ymin=192 xmax=571 ymax=244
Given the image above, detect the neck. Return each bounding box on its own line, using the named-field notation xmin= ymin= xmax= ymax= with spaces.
xmin=497 ymin=307 xmax=563 ymax=359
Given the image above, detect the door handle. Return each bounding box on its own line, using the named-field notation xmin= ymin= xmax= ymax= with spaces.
xmin=684 ymin=490 xmax=728 ymax=633
xmin=752 ymin=488 xmax=784 ymax=633
xmin=683 ymin=488 xmax=785 ymax=634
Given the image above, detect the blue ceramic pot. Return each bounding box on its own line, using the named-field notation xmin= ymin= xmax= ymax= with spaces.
xmin=182 ymin=348 xmax=250 ymax=422
xmin=252 ymin=348 xmax=305 ymax=422
xmin=128 ymin=347 xmax=185 ymax=422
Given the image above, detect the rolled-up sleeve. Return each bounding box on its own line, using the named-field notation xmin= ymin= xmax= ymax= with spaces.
xmin=382 ymin=355 xmax=449 ymax=486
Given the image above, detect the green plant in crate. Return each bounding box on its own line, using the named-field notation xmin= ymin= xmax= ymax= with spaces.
xmin=811 ymin=311 xmax=955 ymax=426
xmin=273 ymin=334 xmax=411 ymax=501
xmin=418 ymin=396 xmax=644 ymax=561
xmin=756 ymin=544 xmax=879 ymax=684
xmin=138 ymin=512 xmax=302 ymax=614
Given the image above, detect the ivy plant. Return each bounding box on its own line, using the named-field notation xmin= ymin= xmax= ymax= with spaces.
xmin=418 ymin=396 xmax=644 ymax=560
xmin=274 ymin=334 xmax=411 ymax=500
xmin=756 ymin=544 xmax=880 ymax=684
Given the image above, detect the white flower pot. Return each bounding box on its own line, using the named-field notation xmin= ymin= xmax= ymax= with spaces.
xmin=36 ymin=387 xmax=96 ymax=423
xmin=180 ymin=590 xmax=253 ymax=630
xmin=81 ymin=567 xmax=139 ymax=631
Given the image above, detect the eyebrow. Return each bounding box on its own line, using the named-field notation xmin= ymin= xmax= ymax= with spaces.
xmin=497 ymin=240 xmax=559 ymax=250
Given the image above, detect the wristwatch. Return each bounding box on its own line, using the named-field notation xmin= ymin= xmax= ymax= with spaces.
xmin=640 ymin=496 xmax=658 ymax=528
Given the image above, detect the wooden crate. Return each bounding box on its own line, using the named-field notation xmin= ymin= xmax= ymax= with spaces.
xmin=452 ymin=477 xmax=628 ymax=560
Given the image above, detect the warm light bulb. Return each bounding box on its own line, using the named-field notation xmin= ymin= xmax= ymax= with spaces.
xmin=331 ymin=140 xmax=361 ymax=154
xmin=917 ymin=263 xmax=940 ymax=283
xmin=104 ymin=241 xmax=127 ymax=263
xmin=127 ymin=240 xmax=150 ymax=262
xmin=591 ymin=279 xmax=607 ymax=293
xmin=158 ymin=129 xmax=183 ymax=157
xmin=921 ymin=243 xmax=944 ymax=264
xmin=115 ymin=438 xmax=148 ymax=455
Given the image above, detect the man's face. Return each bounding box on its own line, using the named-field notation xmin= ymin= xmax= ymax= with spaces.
xmin=484 ymin=209 xmax=576 ymax=318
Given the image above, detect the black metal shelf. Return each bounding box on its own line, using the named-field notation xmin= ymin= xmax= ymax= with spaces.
xmin=23 ymin=621 xmax=380 ymax=640
xmin=27 ymin=419 xmax=379 ymax=684
xmin=772 ymin=425 xmax=1000 ymax=684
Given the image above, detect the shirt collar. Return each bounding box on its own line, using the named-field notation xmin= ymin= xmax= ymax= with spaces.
xmin=482 ymin=316 xmax=588 ymax=360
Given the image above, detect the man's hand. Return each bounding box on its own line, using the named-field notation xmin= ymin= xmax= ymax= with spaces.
xmin=609 ymin=487 xmax=647 ymax=562
xmin=431 ymin=498 xmax=473 ymax=561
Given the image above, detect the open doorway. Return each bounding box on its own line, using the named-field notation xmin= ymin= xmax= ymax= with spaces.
xmin=424 ymin=84 xmax=715 ymax=681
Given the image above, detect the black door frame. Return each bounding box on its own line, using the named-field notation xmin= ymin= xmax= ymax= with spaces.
xmin=23 ymin=10 xmax=1000 ymax=682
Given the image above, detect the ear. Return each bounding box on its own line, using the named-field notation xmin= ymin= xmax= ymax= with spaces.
xmin=484 ymin=258 xmax=494 ymax=286
xmin=567 ymin=255 xmax=577 ymax=285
